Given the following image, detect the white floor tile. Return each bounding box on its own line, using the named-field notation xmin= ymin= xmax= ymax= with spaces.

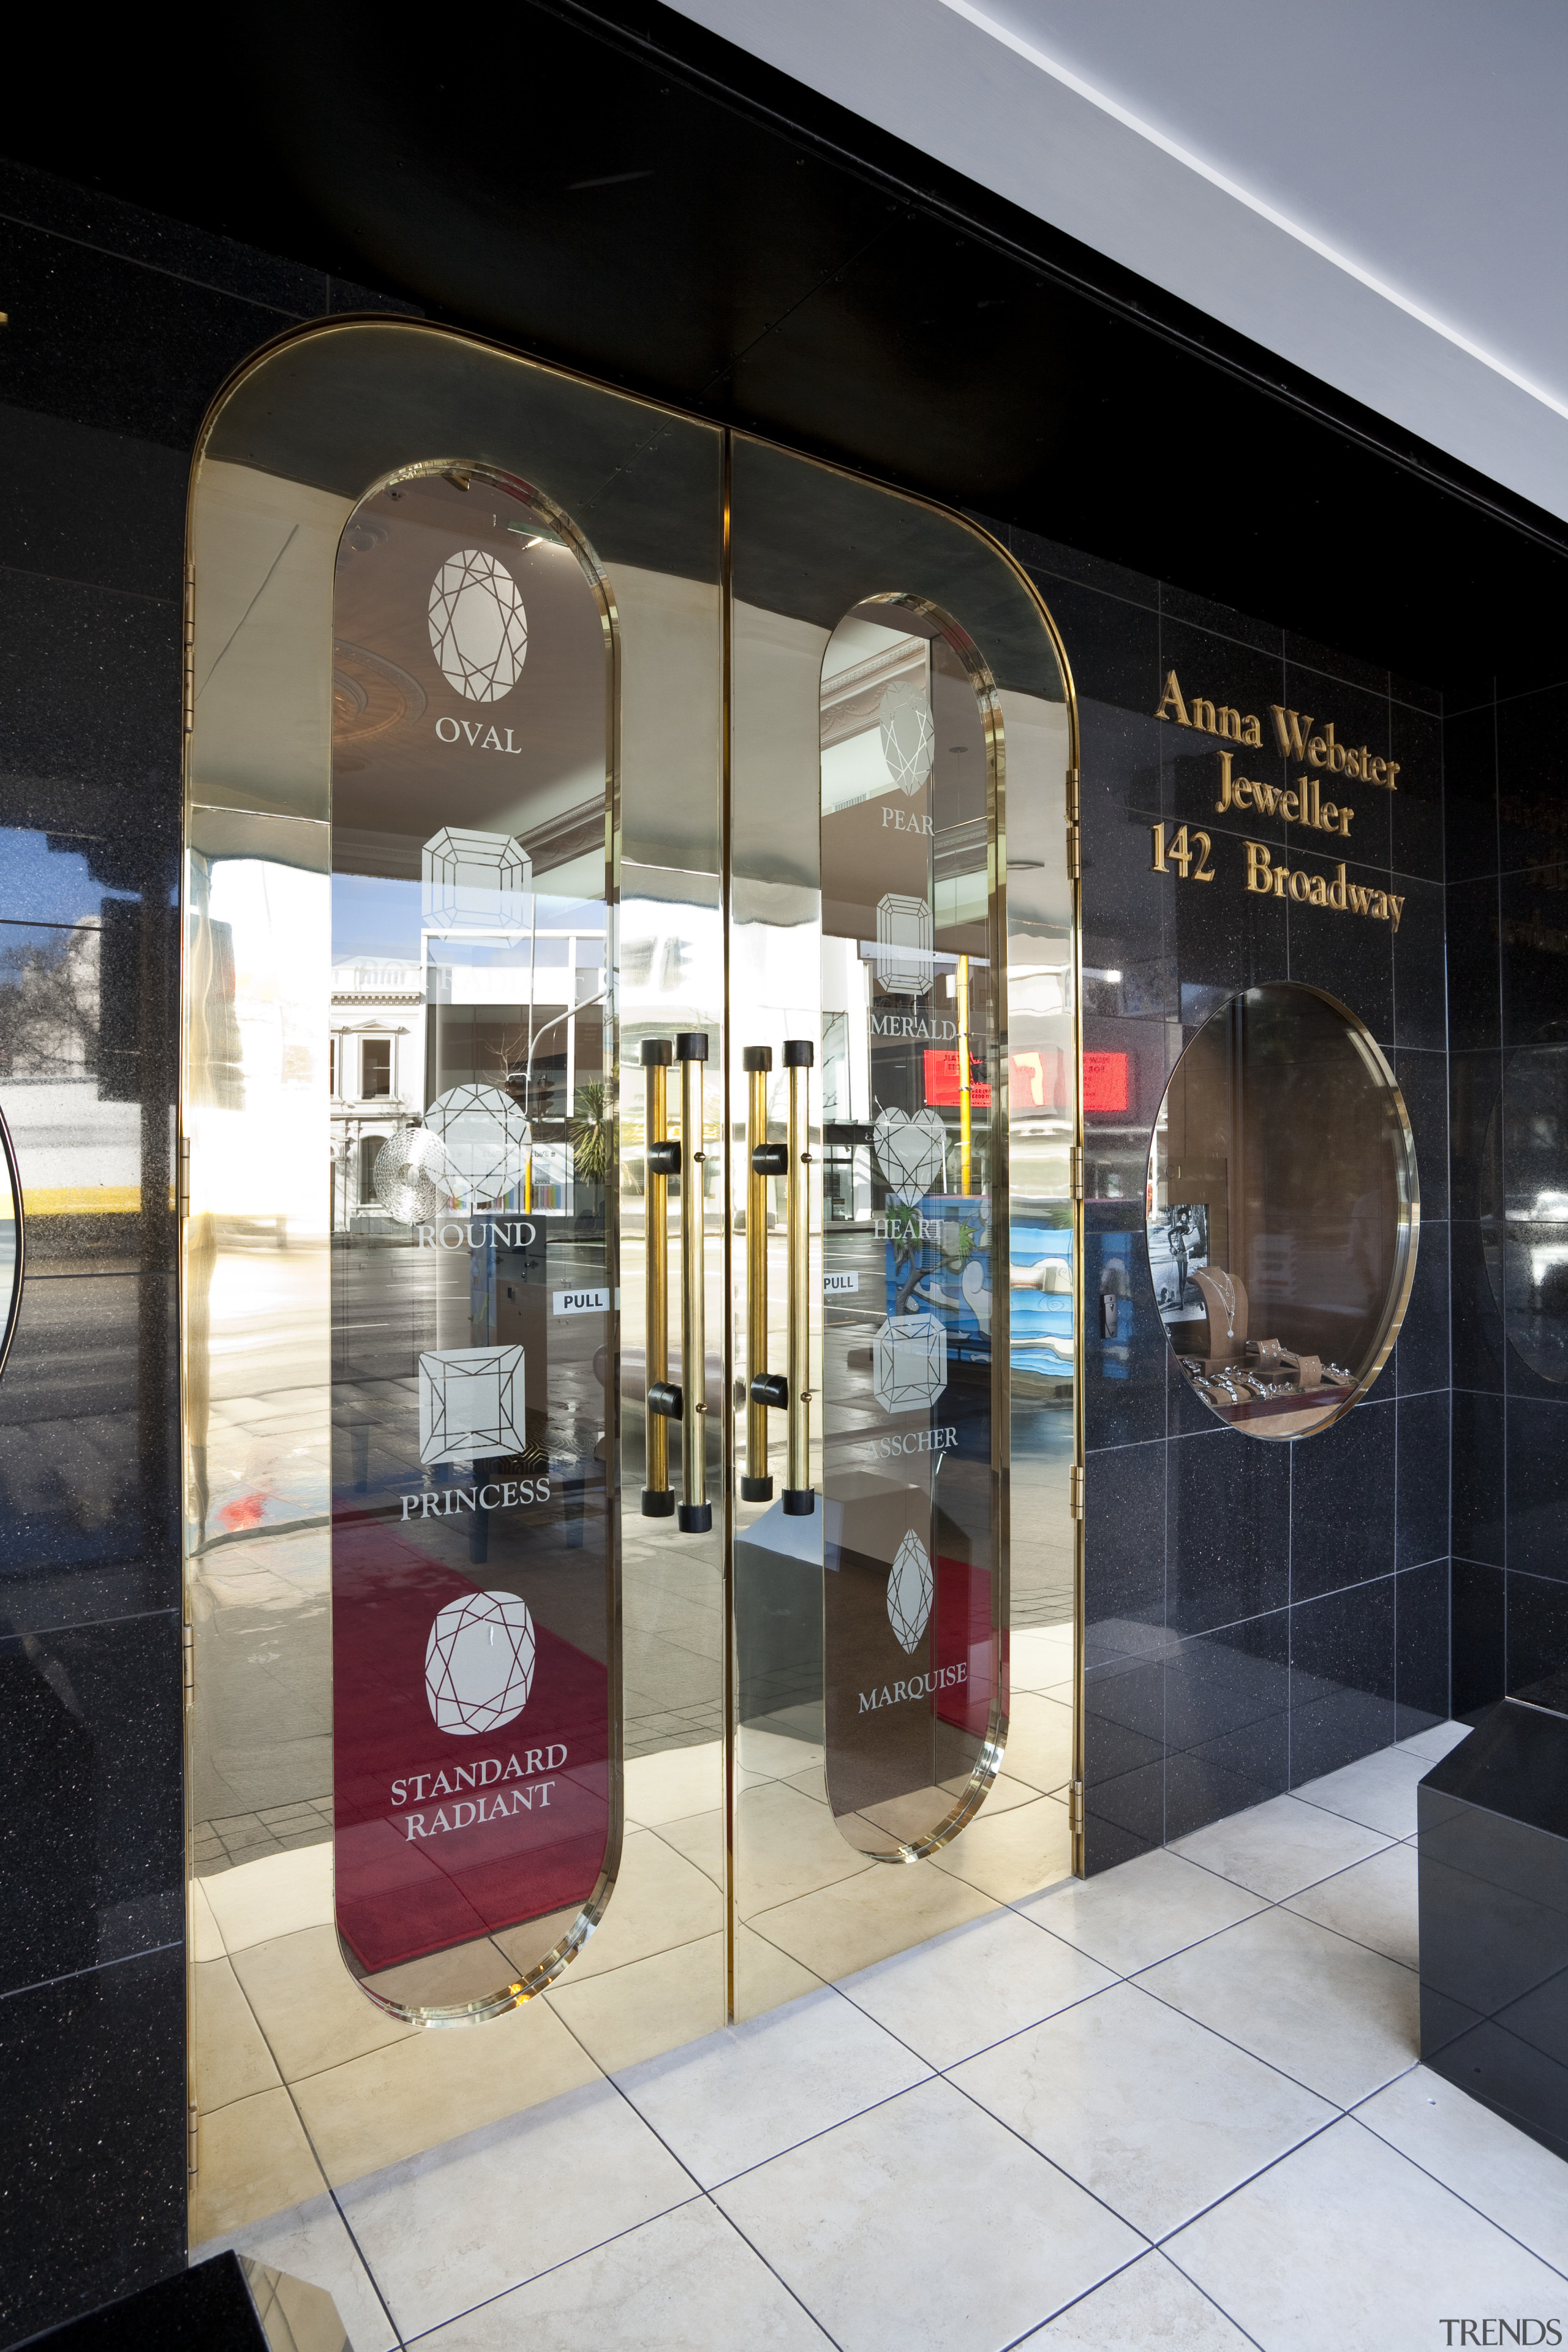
xmin=1166 ymin=2116 xmax=1565 ymax=2351
xmin=1396 ymin=1718 xmax=1473 ymax=1763
xmin=1284 ymin=1839 xmax=1420 ymax=1967
xmin=1292 ymin=1746 xmax=1428 ymax=1838
xmin=1169 ymin=1792 xmax=1392 ymax=1902
xmin=336 ymin=2077 xmax=696 ymax=2338
xmin=715 ymin=2076 xmax=1144 ymax=2352
xmin=193 ymin=2192 xmax=397 ymax=2352
xmin=612 ymin=1985 xmax=929 ymax=2188
xmin=1017 ymin=1846 xmax=1267 ymax=1976
xmin=837 ymin=1908 xmax=1113 ymax=2070
xmin=1135 ymin=1907 xmax=1419 ymax=2108
xmin=1027 ymin=2251 xmax=1255 ymax=2348
xmin=953 ymin=1981 xmax=1333 ymax=2240
xmin=415 ymin=2198 xmax=832 ymax=2350
xmin=1356 ymin=2065 xmax=1568 ymax=2277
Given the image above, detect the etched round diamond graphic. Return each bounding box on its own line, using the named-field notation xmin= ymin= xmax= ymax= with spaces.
xmin=887 ymin=1531 xmax=934 ymax=1655
xmin=424 ymin=1588 xmax=536 ymax=1736
xmin=428 ymin=549 xmax=529 ymax=703
xmin=425 ymin=1083 xmax=532 ymax=1202
xmin=880 ymin=679 xmax=935 ymax=796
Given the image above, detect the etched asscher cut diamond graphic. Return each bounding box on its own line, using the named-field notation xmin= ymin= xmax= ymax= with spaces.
xmin=879 ymin=678 xmax=936 ymax=796
xmin=422 ymin=826 xmax=532 ymax=930
xmin=875 ymin=890 xmax=933 ymax=998
xmin=873 ymin=1314 xmax=948 ymax=1415
xmin=424 ymin=1588 xmax=537 ymax=1736
xmin=428 ymin=548 xmax=529 ymax=701
xmin=887 ymin=1531 xmax=934 ymax=1655
xmin=418 ymin=1345 xmax=526 ymax=1465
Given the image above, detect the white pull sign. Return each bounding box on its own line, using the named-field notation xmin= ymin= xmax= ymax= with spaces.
xmin=552 ymin=1287 xmax=611 ymax=1317
xmin=824 ymin=1270 xmax=860 ymax=1295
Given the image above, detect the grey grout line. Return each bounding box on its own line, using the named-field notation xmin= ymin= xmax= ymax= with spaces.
xmin=1344 ymin=2100 xmax=1568 ymax=2291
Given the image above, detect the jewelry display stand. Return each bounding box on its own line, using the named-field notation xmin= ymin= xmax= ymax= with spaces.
xmin=1184 ymin=1265 xmax=1350 ymax=1430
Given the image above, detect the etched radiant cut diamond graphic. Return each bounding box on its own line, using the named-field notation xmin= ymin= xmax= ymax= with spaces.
xmin=418 ymin=1345 xmax=526 ymax=1465
xmin=887 ymin=1531 xmax=934 ymax=1655
xmin=873 ymin=1314 xmax=948 ymax=1415
xmin=422 ymin=827 xmax=532 ymax=930
xmin=872 ymin=1106 xmax=946 ymax=1204
xmin=879 ymin=679 xmax=935 ymax=796
xmin=428 ymin=548 xmax=529 ymax=701
xmin=875 ymin=891 xmax=932 ymax=998
xmin=424 ymin=1588 xmax=536 ymax=1736
xmin=426 ymin=1084 xmax=532 ymax=1203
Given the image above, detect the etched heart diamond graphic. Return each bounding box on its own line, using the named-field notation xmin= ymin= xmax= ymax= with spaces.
xmin=887 ymin=1531 xmax=934 ymax=1655
xmin=872 ymin=1107 xmax=947 ymax=1204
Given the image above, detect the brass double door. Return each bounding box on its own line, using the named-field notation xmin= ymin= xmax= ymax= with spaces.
xmin=184 ymin=324 xmax=1077 ymax=2215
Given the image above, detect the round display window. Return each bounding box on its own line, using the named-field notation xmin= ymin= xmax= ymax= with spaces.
xmin=1481 ymin=1040 xmax=1568 ymax=1384
xmin=1146 ymin=982 xmax=1418 ymax=1439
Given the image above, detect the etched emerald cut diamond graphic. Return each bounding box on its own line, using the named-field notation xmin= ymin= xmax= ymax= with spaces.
xmin=872 ymin=1314 xmax=948 ymax=1415
xmin=428 ymin=548 xmax=528 ymax=701
xmin=875 ymin=891 xmax=932 ymax=998
xmin=879 ymin=679 xmax=935 ymax=796
xmin=418 ymin=1345 xmax=526 ymax=1464
xmin=887 ymin=1531 xmax=934 ymax=1655
xmin=422 ymin=826 xmax=532 ymax=930
xmin=424 ymin=1588 xmax=536 ymax=1736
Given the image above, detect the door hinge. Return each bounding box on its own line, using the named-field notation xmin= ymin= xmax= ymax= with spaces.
xmin=182 ymin=1623 xmax=195 ymax=1711
xmin=1069 ymin=1781 xmax=1084 ymax=1836
xmin=183 ymin=568 xmax=196 ymax=737
xmin=1069 ymin=1144 xmax=1084 ymax=1201
xmin=176 ymin=1137 xmax=190 ymax=1221
xmin=187 ymin=2100 xmax=200 ymax=2177
xmin=1065 ymin=764 xmax=1080 ymax=825
xmin=1065 ymin=822 xmax=1081 ymax=882
xmin=1069 ymin=1464 xmax=1085 ymax=1520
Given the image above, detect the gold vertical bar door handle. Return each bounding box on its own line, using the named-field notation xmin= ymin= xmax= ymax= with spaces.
xmin=676 ymin=1032 xmax=712 ymax=1534
xmin=641 ymin=1038 xmax=676 ymax=1517
xmin=741 ymin=1046 xmax=775 ymax=1502
xmin=782 ymin=1039 xmax=814 ymax=1517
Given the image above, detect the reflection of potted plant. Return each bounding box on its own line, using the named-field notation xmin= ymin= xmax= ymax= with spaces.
xmin=570 ymin=1082 xmax=612 ymax=1188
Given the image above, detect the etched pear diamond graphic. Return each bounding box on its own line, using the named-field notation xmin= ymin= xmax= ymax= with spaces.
xmin=879 ymin=679 xmax=935 ymax=796
xmin=872 ymin=1107 xmax=946 ymax=1203
xmin=872 ymin=1314 xmax=948 ymax=1415
xmin=874 ymin=891 xmax=933 ymax=998
xmin=428 ymin=549 xmax=528 ymax=701
xmin=424 ymin=1589 xmax=536 ymax=1736
xmin=887 ymin=1532 xmax=934 ymax=1656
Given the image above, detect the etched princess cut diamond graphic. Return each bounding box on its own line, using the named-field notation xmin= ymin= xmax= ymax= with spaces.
xmin=424 ymin=1588 xmax=536 ymax=1736
xmin=872 ymin=1106 xmax=946 ymax=1204
xmin=422 ymin=827 xmax=532 ymax=930
xmin=873 ymin=1314 xmax=948 ymax=1415
xmin=418 ymin=1346 xmax=526 ymax=1464
xmin=887 ymin=1531 xmax=934 ymax=1655
xmin=875 ymin=891 xmax=932 ymax=998
xmin=879 ymin=679 xmax=935 ymax=796
xmin=428 ymin=549 xmax=528 ymax=701
xmin=425 ymin=1084 xmax=532 ymax=1203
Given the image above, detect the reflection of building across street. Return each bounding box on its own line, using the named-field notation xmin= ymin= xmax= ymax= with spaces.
xmin=330 ymin=959 xmax=423 ymax=1231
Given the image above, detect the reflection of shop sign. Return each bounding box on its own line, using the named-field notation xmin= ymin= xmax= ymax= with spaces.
xmin=553 ymin=1287 xmax=610 ymax=1316
xmin=858 ymin=1662 xmax=968 ymax=1713
xmin=1152 ymin=670 xmax=1408 ymax=930
xmin=824 ymin=1271 xmax=859 ymax=1295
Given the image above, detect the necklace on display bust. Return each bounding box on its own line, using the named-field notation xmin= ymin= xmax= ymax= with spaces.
xmin=1212 ymin=1269 xmax=1236 ymax=1336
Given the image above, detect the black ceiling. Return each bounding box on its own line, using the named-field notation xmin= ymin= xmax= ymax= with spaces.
xmin=9 ymin=0 xmax=1566 ymax=696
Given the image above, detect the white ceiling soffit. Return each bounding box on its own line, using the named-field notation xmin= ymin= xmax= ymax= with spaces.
xmin=668 ymin=0 xmax=1568 ymax=525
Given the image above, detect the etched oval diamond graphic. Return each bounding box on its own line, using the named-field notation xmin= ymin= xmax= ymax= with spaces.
xmin=887 ymin=1532 xmax=934 ymax=1656
xmin=424 ymin=1589 xmax=536 ymax=1736
xmin=428 ymin=549 xmax=529 ymax=703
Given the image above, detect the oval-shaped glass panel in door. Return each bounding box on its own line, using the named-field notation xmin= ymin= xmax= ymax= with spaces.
xmin=331 ymin=464 xmax=618 ymax=2021
xmin=820 ymin=597 xmax=1005 ymax=1858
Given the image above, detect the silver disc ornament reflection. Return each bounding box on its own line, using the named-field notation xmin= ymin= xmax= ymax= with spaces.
xmin=374 ymin=1124 xmax=450 ymax=1224
xmin=374 ymin=1085 xmax=532 ymax=1219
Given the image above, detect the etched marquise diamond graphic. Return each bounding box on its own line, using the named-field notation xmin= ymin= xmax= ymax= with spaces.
xmin=424 ymin=1589 xmax=536 ymax=1736
xmin=887 ymin=1531 xmax=934 ymax=1655
xmin=428 ymin=549 xmax=528 ymax=702
xmin=872 ymin=1314 xmax=948 ymax=1415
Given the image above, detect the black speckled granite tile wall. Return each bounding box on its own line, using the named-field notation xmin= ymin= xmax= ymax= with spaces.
xmin=0 ymin=158 xmax=421 ymax=2347
xmin=994 ymin=520 xmax=1453 ymax=1871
